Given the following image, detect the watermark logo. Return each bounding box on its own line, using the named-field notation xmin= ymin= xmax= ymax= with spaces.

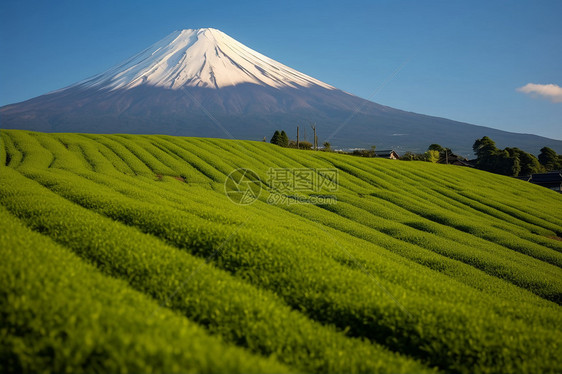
xmin=266 ymin=193 xmax=338 ymax=205
xmin=224 ymin=167 xmax=338 ymax=205
xmin=224 ymin=168 xmax=262 ymax=205
xmin=266 ymin=168 xmax=338 ymax=193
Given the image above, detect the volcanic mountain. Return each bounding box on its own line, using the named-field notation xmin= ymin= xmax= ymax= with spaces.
xmin=2 ymin=28 xmax=561 ymax=155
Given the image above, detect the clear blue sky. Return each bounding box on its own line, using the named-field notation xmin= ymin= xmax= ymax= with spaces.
xmin=1 ymin=0 xmax=561 ymax=139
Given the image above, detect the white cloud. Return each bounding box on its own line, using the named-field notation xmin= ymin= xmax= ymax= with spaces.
xmin=517 ymin=83 xmax=562 ymax=103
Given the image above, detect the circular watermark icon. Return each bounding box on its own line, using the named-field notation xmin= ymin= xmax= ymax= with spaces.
xmin=224 ymin=168 xmax=262 ymax=205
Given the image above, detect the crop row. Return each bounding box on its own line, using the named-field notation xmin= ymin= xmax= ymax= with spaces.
xmin=0 ymin=167 xmax=426 ymax=374
xmin=0 ymin=205 xmax=288 ymax=374
xmin=14 ymin=165 xmax=561 ymax=373
xmin=3 ymin=130 xmax=562 ymax=373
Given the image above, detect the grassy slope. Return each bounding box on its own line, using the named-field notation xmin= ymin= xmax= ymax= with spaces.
xmin=1 ymin=129 xmax=561 ymax=373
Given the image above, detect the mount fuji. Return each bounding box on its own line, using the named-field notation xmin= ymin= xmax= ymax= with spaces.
xmin=2 ymin=28 xmax=561 ymax=155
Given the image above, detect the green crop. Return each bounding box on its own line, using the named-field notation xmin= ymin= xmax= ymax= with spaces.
xmin=0 ymin=206 xmax=289 ymax=374
xmin=1 ymin=129 xmax=561 ymax=373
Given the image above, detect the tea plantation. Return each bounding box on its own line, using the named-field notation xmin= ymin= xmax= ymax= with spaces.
xmin=1 ymin=130 xmax=561 ymax=373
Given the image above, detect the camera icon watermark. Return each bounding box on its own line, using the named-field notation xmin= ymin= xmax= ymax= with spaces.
xmin=224 ymin=167 xmax=338 ymax=205
xmin=224 ymin=168 xmax=262 ymax=205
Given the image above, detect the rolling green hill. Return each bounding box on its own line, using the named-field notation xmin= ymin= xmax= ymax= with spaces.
xmin=1 ymin=129 xmax=561 ymax=374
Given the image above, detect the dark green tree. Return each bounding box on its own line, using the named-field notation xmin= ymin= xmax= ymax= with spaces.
xmin=473 ymin=136 xmax=498 ymax=159
xmin=506 ymin=147 xmax=543 ymax=176
xmin=499 ymin=150 xmax=520 ymax=176
xmin=538 ymin=147 xmax=560 ymax=171
xmin=270 ymin=130 xmax=281 ymax=146
xmin=428 ymin=144 xmax=445 ymax=152
xmin=473 ymin=137 xmax=523 ymax=176
xmin=473 ymin=137 xmax=500 ymax=172
xmin=279 ymin=131 xmax=289 ymax=147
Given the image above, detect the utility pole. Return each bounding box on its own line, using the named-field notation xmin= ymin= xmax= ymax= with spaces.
xmin=310 ymin=122 xmax=317 ymax=151
xmin=296 ymin=126 xmax=300 ymax=149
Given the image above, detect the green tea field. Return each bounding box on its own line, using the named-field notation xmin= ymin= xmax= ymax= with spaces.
xmin=1 ymin=129 xmax=561 ymax=373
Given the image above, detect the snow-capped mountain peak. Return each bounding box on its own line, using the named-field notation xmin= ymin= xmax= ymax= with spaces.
xmin=5 ymin=27 xmax=559 ymax=155
xmin=76 ymin=28 xmax=335 ymax=91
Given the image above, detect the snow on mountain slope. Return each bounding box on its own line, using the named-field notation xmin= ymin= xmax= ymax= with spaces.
xmin=3 ymin=27 xmax=562 ymax=155
xmin=75 ymin=28 xmax=335 ymax=91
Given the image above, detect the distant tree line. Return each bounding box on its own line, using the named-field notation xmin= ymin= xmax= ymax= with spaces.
xmin=269 ymin=129 xmax=562 ymax=177
xmin=269 ymin=130 xmax=328 ymax=151
xmin=473 ymin=136 xmax=562 ymax=176
xmin=401 ymin=144 xmax=457 ymax=164
xmin=538 ymin=146 xmax=562 ymax=171
xmin=350 ymin=146 xmax=377 ymax=157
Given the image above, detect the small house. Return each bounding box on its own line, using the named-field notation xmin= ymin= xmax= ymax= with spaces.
xmin=527 ymin=171 xmax=562 ymax=192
